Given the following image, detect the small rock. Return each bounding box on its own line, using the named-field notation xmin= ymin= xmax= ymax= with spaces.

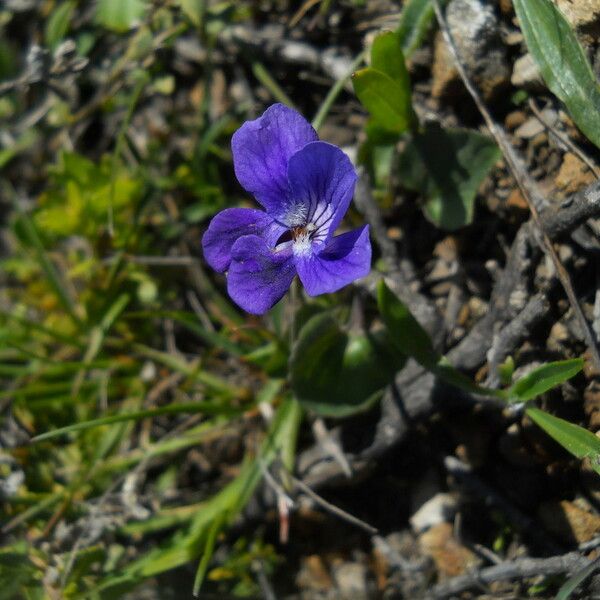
xmin=555 ymin=152 xmax=595 ymax=195
xmin=507 ymin=188 xmax=528 ymax=210
xmin=505 ymin=110 xmax=526 ymax=130
xmin=432 ymin=0 xmax=510 ymax=100
xmin=419 ymin=522 xmax=479 ymax=578
xmin=511 ymin=53 xmax=544 ymax=89
xmin=548 ymin=321 xmax=570 ymax=352
xmin=433 ymin=236 xmax=460 ymax=262
xmin=514 ymin=117 xmax=545 ymax=139
xmin=332 ymin=561 xmax=369 ymax=599
xmin=410 ymin=493 xmax=458 ymax=533
xmin=538 ymin=500 xmax=600 ymax=544
xmin=296 ymin=555 xmax=333 ymax=592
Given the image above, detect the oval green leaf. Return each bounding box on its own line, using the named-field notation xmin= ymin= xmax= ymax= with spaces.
xmin=371 ymin=31 xmax=411 ymax=89
xmin=96 ymin=0 xmax=147 ymax=33
xmin=352 ymin=67 xmax=414 ymax=134
xmin=397 ymin=123 xmax=500 ymax=230
xmin=290 ymin=312 xmax=404 ymax=417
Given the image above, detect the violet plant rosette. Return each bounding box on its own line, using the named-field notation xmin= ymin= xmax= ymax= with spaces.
xmin=202 ymin=103 xmax=372 ymax=314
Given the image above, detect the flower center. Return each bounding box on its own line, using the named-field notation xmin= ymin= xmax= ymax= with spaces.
xmin=291 ymin=223 xmax=316 ymax=256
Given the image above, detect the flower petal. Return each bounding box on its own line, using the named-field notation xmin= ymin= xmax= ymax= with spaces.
xmin=286 ymin=141 xmax=357 ymax=242
xmin=232 ymin=104 xmax=318 ymax=216
xmin=202 ymin=208 xmax=286 ymax=273
xmin=227 ymin=235 xmax=297 ymax=314
xmin=296 ymin=225 xmax=371 ymax=296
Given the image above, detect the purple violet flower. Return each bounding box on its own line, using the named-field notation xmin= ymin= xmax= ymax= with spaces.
xmin=202 ymin=103 xmax=372 ymax=314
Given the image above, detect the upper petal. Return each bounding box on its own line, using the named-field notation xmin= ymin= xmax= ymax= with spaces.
xmin=227 ymin=235 xmax=297 ymax=314
xmin=202 ymin=208 xmax=286 ymax=273
xmin=286 ymin=141 xmax=357 ymax=244
xmin=296 ymin=225 xmax=371 ymax=296
xmin=231 ymin=104 xmax=318 ymax=216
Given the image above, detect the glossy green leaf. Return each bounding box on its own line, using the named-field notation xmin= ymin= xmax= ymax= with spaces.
xmin=526 ymin=407 xmax=600 ymax=475
xmin=290 ymin=312 xmax=404 ymax=417
xmin=96 ymin=0 xmax=147 ymax=33
xmin=508 ymin=358 xmax=584 ymax=402
xmin=353 ymin=68 xmax=414 ymax=134
xmin=397 ymin=0 xmax=435 ymax=58
xmin=398 ymin=122 xmax=500 ymax=230
xmin=371 ymin=32 xmax=411 ymax=89
xmin=513 ymin=0 xmax=600 ymax=149
xmin=45 ymin=1 xmax=76 ymax=50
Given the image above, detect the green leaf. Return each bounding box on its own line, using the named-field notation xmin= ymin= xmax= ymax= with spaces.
xmin=526 ymin=407 xmax=600 ymax=475
xmin=513 ymin=0 xmax=600 ymax=150
xmin=45 ymin=1 xmax=76 ymax=50
xmin=14 ymin=210 xmax=82 ymax=325
xmin=290 ymin=312 xmax=404 ymax=417
xmin=31 ymin=402 xmax=240 ymax=442
xmin=397 ymin=0 xmax=435 ymax=58
xmin=95 ymin=0 xmax=147 ymax=33
xmin=352 ymin=68 xmax=414 ymax=134
xmin=178 ymin=0 xmax=206 ymax=26
xmin=94 ymin=399 xmax=302 ymax=593
xmin=508 ymin=358 xmax=584 ymax=402
xmin=398 ymin=122 xmax=500 ymax=230
xmin=192 ymin=512 xmax=225 ymax=596
xmin=371 ymin=32 xmax=411 ymax=89
xmin=377 ymin=280 xmax=437 ymax=368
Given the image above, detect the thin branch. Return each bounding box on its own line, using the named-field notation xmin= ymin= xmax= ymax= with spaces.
xmin=431 ymin=551 xmax=592 ymax=598
xmin=291 ymin=475 xmax=378 ymax=535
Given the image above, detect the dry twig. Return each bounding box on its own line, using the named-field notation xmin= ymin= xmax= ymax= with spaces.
xmin=432 ymin=551 xmax=594 ymax=598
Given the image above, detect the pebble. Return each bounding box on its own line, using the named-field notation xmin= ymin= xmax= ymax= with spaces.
xmin=432 ymin=0 xmax=510 ymax=100
xmin=410 ymin=493 xmax=458 ymax=533
xmin=554 ymin=153 xmax=596 ymax=195
xmin=505 ymin=110 xmax=526 ymax=130
xmin=419 ymin=522 xmax=479 ymax=577
xmin=511 ymin=53 xmax=544 ymax=90
xmin=507 ymin=188 xmax=528 ymax=210
xmin=332 ymin=561 xmax=369 ymax=599
xmin=296 ymin=555 xmax=333 ymax=592
xmin=514 ymin=117 xmax=545 ymax=140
